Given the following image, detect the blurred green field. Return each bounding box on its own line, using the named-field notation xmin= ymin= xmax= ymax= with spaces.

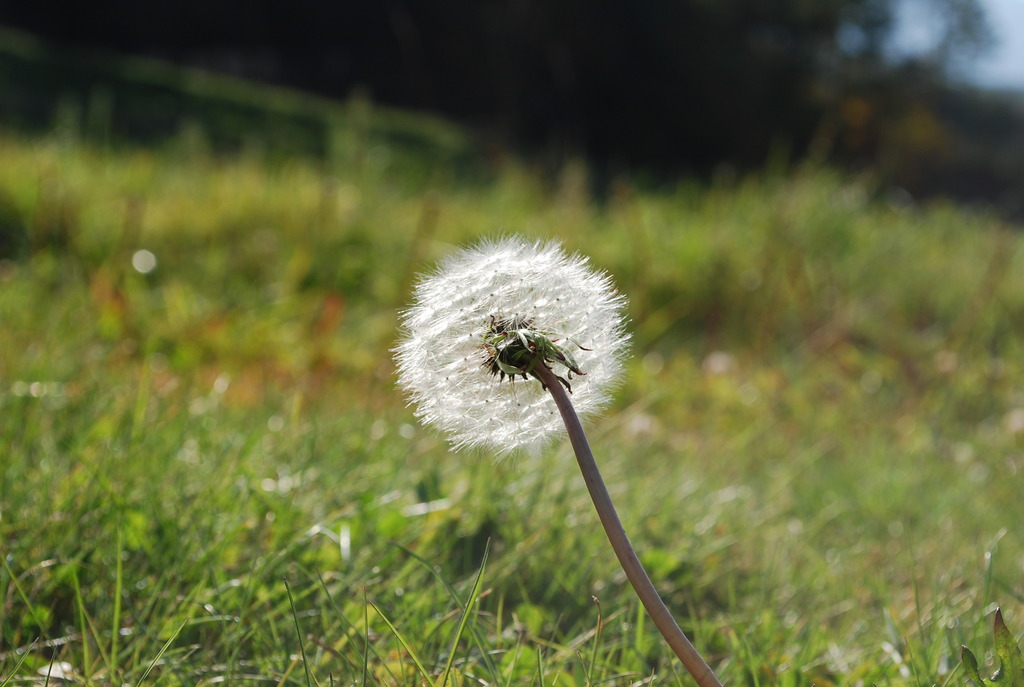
xmin=1 ymin=117 xmax=1023 ymax=686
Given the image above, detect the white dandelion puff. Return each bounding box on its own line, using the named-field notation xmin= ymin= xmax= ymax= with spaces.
xmin=394 ymin=236 xmax=630 ymax=455
xmin=393 ymin=235 xmax=722 ymax=686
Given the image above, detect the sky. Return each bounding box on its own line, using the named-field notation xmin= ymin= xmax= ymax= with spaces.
xmin=895 ymin=0 xmax=1024 ymax=90
xmin=959 ymin=0 xmax=1024 ymax=88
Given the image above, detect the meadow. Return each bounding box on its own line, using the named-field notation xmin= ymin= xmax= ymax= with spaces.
xmin=1 ymin=110 xmax=1023 ymax=686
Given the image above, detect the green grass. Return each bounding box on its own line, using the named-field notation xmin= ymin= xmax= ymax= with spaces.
xmin=1 ymin=122 xmax=1023 ymax=686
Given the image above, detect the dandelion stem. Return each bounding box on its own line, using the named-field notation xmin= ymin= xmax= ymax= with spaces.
xmin=535 ymin=363 xmax=723 ymax=687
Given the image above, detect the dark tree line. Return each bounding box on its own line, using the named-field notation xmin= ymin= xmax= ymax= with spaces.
xmin=2 ymin=0 xmax=1020 ymax=214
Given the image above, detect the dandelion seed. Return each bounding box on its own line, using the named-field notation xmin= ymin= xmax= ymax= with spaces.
xmin=394 ymin=236 xmax=629 ymax=456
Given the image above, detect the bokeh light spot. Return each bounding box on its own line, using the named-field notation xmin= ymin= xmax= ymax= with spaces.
xmin=132 ymin=249 xmax=157 ymax=274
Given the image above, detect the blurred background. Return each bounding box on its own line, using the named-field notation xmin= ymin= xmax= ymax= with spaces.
xmin=3 ymin=6 xmax=1024 ymax=682
xmin=1 ymin=0 xmax=1021 ymax=218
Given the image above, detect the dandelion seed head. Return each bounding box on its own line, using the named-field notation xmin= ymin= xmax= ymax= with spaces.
xmin=394 ymin=236 xmax=630 ymax=456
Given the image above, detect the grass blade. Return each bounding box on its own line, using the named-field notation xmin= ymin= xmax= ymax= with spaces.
xmin=585 ymin=596 xmax=604 ymax=686
xmin=392 ymin=542 xmax=501 ymax=682
xmin=313 ymin=570 xmax=392 ymax=681
xmin=370 ymin=601 xmax=433 ymax=685
xmin=111 ymin=524 xmax=124 ymax=678
xmin=362 ymin=587 xmax=371 ymax=687
xmin=69 ymin=565 xmax=91 ymax=676
xmin=0 ymin=556 xmax=50 ymax=644
xmin=135 ymin=616 xmax=189 ymax=684
xmin=284 ymin=578 xmax=314 ymax=687
xmin=439 ymin=540 xmax=491 ymax=687
xmin=0 ymin=639 xmax=38 ymax=687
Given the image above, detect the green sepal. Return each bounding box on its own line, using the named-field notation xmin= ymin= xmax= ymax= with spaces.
xmin=993 ymin=609 xmax=1024 ymax=687
xmin=961 ymin=609 xmax=1024 ymax=686
xmin=963 ymin=645 xmax=984 ymax=685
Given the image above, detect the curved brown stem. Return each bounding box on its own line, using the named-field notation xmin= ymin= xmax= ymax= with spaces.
xmin=534 ymin=363 xmax=723 ymax=687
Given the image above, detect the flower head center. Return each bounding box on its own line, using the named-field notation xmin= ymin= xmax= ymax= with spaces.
xmin=481 ymin=314 xmax=587 ymax=392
